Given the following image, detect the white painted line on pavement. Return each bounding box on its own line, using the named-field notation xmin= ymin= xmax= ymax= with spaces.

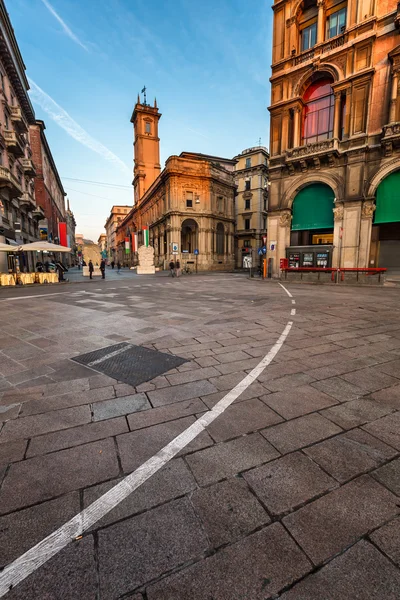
xmin=0 ymin=292 xmax=70 ymax=302
xmin=278 ymin=282 xmax=293 ymax=298
xmin=87 ymin=345 xmax=133 ymax=367
xmin=0 ymin=319 xmax=294 ymax=597
xmin=291 ymin=308 xmax=296 ymax=316
xmin=292 ymin=299 xmax=296 ymax=305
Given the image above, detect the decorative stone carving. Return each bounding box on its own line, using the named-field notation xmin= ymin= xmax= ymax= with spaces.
xmin=328 ymin=153 xmax=336 ymax=168
xmin=333 ymin=206 xmax=344 ymax=221
xmin=362 ymin=202 xmax=376 ymax=218
xmin=299 ymin=159 xmax=308 ymax=172
xmin=137 ymin=245 xmax=155 ymax=275
xmin=287 ymin=163 xmax=295 ymax=176
xmin=280 ymin=212 xmax=292 ymax=227
xmin=313 ymin=157 xmax=321 ymax=170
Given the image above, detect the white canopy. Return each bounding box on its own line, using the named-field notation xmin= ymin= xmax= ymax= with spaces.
xmin=0 ymin=242 xmax=16 ymax=251
xmin=17 ymin=241 xmax=71 ymax=253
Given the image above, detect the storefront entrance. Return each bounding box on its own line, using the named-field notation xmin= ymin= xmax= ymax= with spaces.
xmin=371 ymin=171 xmax=400 ymax=273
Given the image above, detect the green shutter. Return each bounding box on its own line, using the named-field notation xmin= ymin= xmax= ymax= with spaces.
xmin=292 ymin=184 xmax=335 ymax=231
xmin=375 ymin=171 xmax=400 ymax=225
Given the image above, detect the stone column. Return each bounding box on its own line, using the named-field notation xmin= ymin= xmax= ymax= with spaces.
xmin=341 ymin=201 xmax=363 ymax=268
xmin=281 ymin=109 xmax=290 ymax=154
xmin=389 ymin=70 xmax=399 ymax=124
xmin=317 ymin=0 xmax=325 ymax=45
xmin=333 ymin=92 xmax=342 ymax=139
xmin=293 ymin=107 xmax=301 ymax=147
xmin=358 ymin=201 xmax=375 ymax=268
xmin=267 ymin=210 xmax=291 ymax=277
xmin=332 ymin=203 xmax=344 ymax=268
xmin=344 ymin=88 xmax=352 ymax=138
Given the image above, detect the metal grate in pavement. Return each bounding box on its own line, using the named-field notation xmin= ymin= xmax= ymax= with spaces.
xmin=72 ymin=342 xmax=187 ymax=387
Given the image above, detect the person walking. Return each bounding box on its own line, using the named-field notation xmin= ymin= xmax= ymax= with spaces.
xmin=176 ymin=259 xmax=181 ymax=277
xmin=117 ymin=260 xmax=121 ymax=273
xmin=111 ymin=260 xmax=115 ymax=270
xmin=100 ymin=259 xmax=106 ymax=279
xmin=88 ymin=259 xmax=94 ymax=280
xmin=169 ymin=259 xmax=175 ymax=277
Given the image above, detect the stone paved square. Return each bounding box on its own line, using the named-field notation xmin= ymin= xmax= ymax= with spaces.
xmin=1 ymin=276 xmax=400 ymax=598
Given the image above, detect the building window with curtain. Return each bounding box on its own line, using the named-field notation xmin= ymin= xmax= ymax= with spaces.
xmin=326 ymin=7 xmax=347 ymax=39
xmin=302 ymin=79 xmax=334 ymax=144
xmin=302 ymin=21 xmax=317 ymax=51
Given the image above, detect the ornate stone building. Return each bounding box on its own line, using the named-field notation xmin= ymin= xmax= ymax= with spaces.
xmin=116 ymin=97 xmax=236 ymax=271
xmin=104 ymin=205 xmax=132 ymax=262
xmin=268 ymin=0 xmax=400 ymax=274
xmin=234 ymin=146 xmax=269 ymax=268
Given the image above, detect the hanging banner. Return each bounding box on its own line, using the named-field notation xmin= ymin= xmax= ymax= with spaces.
xmin=143 ymin=227 xmax=149 ymax=247
xmin=58 ymin=222 xmax=68 ymax=247
xmin=125 ymin=237 xmax=130 ymax=254
xmin=131 ymin=231 xmax=138 ymax=252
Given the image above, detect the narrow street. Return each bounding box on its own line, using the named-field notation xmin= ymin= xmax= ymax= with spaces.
xmin=0 ymin=274 xmax=399 ymax=599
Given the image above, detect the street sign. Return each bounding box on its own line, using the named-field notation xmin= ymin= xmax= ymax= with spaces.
xmin=172 ymin=242 xmax=178 ymax=252
xmin=194 ymin=249 xmax=199 ymax=255
xmin=262 ymin=245 xmax=267 ymax=254
xmin=258 ymin=248 xmax=263 ymax=256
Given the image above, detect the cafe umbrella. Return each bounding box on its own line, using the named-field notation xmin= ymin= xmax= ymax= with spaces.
xmin=15 ymin=241 xmax=71 ymax=252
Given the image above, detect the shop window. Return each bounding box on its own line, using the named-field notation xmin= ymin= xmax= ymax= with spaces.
xmin=302 ymin=78 xmax=334 ymax=144
xmin=245 ymin=198 xmax=251 ymax=210
xmin=245 ymin=157 xmax=251 ymax=168
xmin=301 ymin=22 xmax=317 ymax=51
xmin=326 ymin=7 xmax=347 ymax=39
xmin=244 ymin=218 xmax=251 ymax=230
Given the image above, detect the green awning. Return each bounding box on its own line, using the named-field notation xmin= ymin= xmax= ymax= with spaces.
xmin=292 ymin=184 xmax=335 ymax=231
xmin=375 ymin=171 xmax=400 ymax=224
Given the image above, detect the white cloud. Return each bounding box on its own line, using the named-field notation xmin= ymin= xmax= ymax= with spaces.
xmin=28 ymin=78 xmax=131 ymax=176
xmin=41 ymin=0 xmax=89 ymax=51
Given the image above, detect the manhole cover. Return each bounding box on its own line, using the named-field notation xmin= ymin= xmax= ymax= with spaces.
xmin=72 ymin=342 xmax=187 ymax=387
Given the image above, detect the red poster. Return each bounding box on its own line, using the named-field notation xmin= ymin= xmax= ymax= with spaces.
xmin=58 ymin=222 xmax=68 ymax=247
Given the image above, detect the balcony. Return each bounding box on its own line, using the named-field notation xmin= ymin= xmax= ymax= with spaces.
xmin=4 ymin=130 xmax=25 ymax=157
xmin=32 ymin=205 xmax=45 ymax=220
xmin=0 ymin=165 xmax=23 ymax=198
xmin=320 ymin=33 xmax=347 ymax=55
xmin=19 ymin=191 xmax=36 ymax=210
xmin=293 ymin=48 xmax=315 ymax=66
xmin=9 ymin=106 xmax=28 ymax=133
xmin=291 ymin=33 xmax=347 ymax=68
xmin=22 ymin=158 xmax=36 ymax=177
xmin=286 ymin=139 xmax=340 ymax=171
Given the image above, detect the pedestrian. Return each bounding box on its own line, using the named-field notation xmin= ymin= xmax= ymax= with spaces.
xmin=44 ymin=261 xmax=50 ymax=273
xmin=117 ymin=260 xmax=121 ymax=273
xmin=169 ymin=259 xmax=175 ymax=277
xmin=111 ymin=260 xmax=115 ymax=270
xmin=100 ymin=258 xmax=106 ymax=279
xmin=88 ymin=259 xmax=94 ymax=280
xmin=176 ymin=259 xmax=181 ymax=277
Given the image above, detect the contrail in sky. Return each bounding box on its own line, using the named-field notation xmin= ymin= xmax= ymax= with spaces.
xmin=41 ymin=0 xmax=89 ymax=51
xmin=28 ymin=78 xmax=131 ymax=176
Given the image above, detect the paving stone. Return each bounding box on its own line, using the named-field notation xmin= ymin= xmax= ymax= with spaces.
xmin=372 ymin=457 xmax=400 ymax=496
xmin=6 ymin=535 xmax=97 ymax=600
xmin=147 ymin=522 xmax=312 ymax=600
xmin=5 ymin=365 xmax=54 ymax=385
xmin=0 ymin=491 xmax=80 ymax=565
xmin=46 ymin=359 xmax=97 ymax=382
xmin=127 ymin=398 xmax=207 ymax=431
xmin=341 ymin=367 xmax=399 ymax=393
xmin=213 ymin=350 xmax=253 ymax=364
xmin=311 ymin=376 xmax=366 ymax=402
xmin=89 ymin=373 xmax=117 ymax=389
xmin=363 ymin=412 xmax=400 ymax=450
xmin=370 ymin=383 xmax=400 ymax=409
xmin=0 ymin=405 xmax=91 ymax=442
xmin=147 ymin=380 xmax=217 ymax=407
xmin=370 ymin=517 xmax=400 ymax=566
xmin=279 ymin=540 xmax=400 ymax=600
xmin=0 ymin=438 xmax=119 ymax=514
xmin=207 ymin=398 xmax=283 ymax=442
xmin=214 ymin=356 xmax=260 ymax=375
xmin=304 ymin=429 xmax=397 ymax=483
xmin=185 ymin=433 xmax=280 ymax=486
xmin=261 ymin=413 xmax=342 ymax=454
xmin=0 ymin=439 xmax=27 ymax=467
xmin=374 ymin=358 xmax=400 ymax=379
xmin=20 ymin=385 xmax=116 ymax=416
xmin=165 ymin=366 xmax=220 ymax=386
xmin=41 ymin=378 xmax=90 ymax=397
xmin=0 ymin=402 xmax=20 ymax=422
xmin=84 ymin=458 xmax=196 ymax=530
xmin=264 ymin=372 xmax=316 ymax=393
xmin=117 ymin=416 xmax=213 ymax=473
xmin=201 ymin=381 xmax=269 ymax=409
xmin=92 ymin=393 xmax=150 ymax=422
xmin=27 ymin=417 xmax=129 ymax=457
xmin=98 ymin=497 xmax=209 ymax=599
xmin=208 ymin=371 xmax=248 ymax=391
xmin=190 ymin=478 xmax=270 ymax=548
xmin=262 ymin=385 xmax=337 ymax=420
xmin=320 ymin=398 xmax=393 ymax=430
xmin=195 ymin=355 xmax=220 ymax=367
xmin=244 ymin=452 xmax=337 ymax=516
xmin=283 ymin=475 xmax=400 ymax=565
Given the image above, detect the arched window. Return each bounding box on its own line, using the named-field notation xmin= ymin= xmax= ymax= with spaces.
xmin=216 ymin=223 xmax=224 ymax=255
xmin=303 ymin=79 xmax=334 ymax=144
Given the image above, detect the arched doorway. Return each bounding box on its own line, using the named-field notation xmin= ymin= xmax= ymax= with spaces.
xmin=289 ymin=183 xmax=335 ymax=267
xmin=181 ymin=219 xmax=198 ymax=254
xmin=216 ymin=223 xmax=224 ymax=255
xmin=372 ymin=170 xmax=400 ymax=272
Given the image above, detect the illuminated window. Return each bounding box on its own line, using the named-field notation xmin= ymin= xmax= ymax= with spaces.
xmin=326 ymin=7 xmax=347 ymax=39
xmin=303 ymin=79 xmax=334 ymax=144
xmin=302 ymin=22 xmax=317 ymax=51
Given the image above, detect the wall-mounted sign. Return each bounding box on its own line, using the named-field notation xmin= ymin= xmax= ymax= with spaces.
xmin=172 ymin=242 xmax=178 ymax=252
xmin=270 ymin=241 xmax=277 ymax=251
xmin=39 ymin=227 xmax=48 ymax=240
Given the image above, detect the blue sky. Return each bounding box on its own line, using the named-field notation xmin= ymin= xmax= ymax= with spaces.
xmin=8 ymin=0 xmax=272 ymax=240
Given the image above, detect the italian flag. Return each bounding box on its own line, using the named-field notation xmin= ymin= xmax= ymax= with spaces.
xmin=131 ymin=232 xmax=138 ymax=252
xmin=143 ymin=227 xmax=149 ymax=247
